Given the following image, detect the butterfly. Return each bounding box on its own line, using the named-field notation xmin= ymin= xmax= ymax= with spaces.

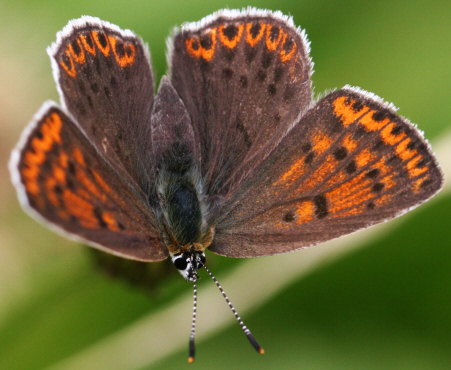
xmin=9 ymin=8 xmax=444 ymax=361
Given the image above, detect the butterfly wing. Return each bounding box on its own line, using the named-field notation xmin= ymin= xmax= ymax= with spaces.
xmin=210 ymin=88 xmax=444 ymax=257
xmin=12 ymin=17 xmax=165 ymax=261
xmin=168 ymin=9 xmax=312 ymax=197
xmin=10 ymin=104 xmax=166 ymax=261
xmin=49 ymin=16 xmax=155 ymax=193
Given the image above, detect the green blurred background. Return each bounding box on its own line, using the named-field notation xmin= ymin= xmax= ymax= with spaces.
xmin=1 ymin=0 xmax=450 ymax=369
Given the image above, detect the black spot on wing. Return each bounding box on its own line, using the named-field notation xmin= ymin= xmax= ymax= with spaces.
xmin=314 ymin=195 xmax=328 ymax=218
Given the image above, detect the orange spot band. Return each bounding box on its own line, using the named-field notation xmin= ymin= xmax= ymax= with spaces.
xmin=333 ymin=96 xmax=370 ymax=127
xmin=92 ymin=31 xmax=110 ymax=57
xmin=67 ymin=39 xmax=86 ymax=65
xmin=218 ymin=24 xmax=244 ymax=49
xmin=60 ymin=50 xmax=77 ymax=78
xmin=80 ymin=33 xmax=96 ymax=55
xmin=21 ymin=113 xmax=63 ymax=200
xmin=185 ymin=28 xmax=217 ymax=61
xmin=265 ymin=25 xmax=283 ymax=51
xmin=108 ymin=36 xmax=136 ymax=67
xmin=279 ymin=33 xmax=297 ymax=62
xmin=245 ymin=23 xmax=266 ymax=47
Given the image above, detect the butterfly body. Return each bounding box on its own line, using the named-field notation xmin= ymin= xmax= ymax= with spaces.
xmin=151 ymin=77 xmax=213 ymax=279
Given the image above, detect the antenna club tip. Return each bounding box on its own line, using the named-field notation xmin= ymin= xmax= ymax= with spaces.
xmin=258 ymin=348 xmax=265 ymax=355
xmin=188 ymin=356 xmax=195 ymax=363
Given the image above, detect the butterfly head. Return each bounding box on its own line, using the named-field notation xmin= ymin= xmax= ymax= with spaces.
xmin=171 ymin=250 xmax=206 ymax=281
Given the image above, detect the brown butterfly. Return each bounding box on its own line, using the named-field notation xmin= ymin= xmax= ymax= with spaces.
xmin=9 ymin=9 xmax=443 ymax=361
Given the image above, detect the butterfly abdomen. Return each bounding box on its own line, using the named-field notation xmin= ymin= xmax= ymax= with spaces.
xmin=165 ymin=179 xmax=202 ymax=245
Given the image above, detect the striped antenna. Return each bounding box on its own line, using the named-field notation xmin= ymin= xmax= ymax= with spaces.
xmin=188 ymin=277 xmax=198 ymax=363
xmin=202 ymin=265 xmax=264 ymax=355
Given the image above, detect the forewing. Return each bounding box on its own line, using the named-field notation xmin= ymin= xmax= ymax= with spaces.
xmin=50 ymin=16 xmax=155 ymax=192
xmin=10 ymin=104 xmax=167 ymax=262
xmin=168 ymin=9 xmax=312 ymax=196
xmin=211 ymin=87 xmax=444 ymax=257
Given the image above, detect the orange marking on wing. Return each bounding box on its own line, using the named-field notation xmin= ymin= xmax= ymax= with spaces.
xmin=342 ymin=134 xmax=358 ymax=152
xmin=102 ymin=211 xmax=119 ymax=231
xmin=185 ymin=28 xmax=217 ymax=61
xmin=92 ymin=170 xmax=113 ymax=195
xmin=371 ymin=159 xmax=396 ymax=188
xmin=396 ymin=138 xmax=416 ymax=162
xmin=77 ymin=188 xmax=93 ymax=201
xmin=412 ymin=175 xmax=428 ymax=192
xmin=34 ymin=133 xmax=54 ymax=153
xmin=279 ymin=34 xmax=297 ymax=62
xmin=374 ymin=193 xmax=392 ymax=207
xmin=359 ymin=110 xmax=390 ymax=132
xmin=322 ymin=171 xmax=347 ymax=191
xmin=80 ymin=33 xmax=96 ymax=55
xmin=67 ymin=39 xmax=86 ymax=64
xmin=273 ymin=157 xmax=306 ymax=186
xmin=327 ymin=157 xmax=396 ymax=217
xmin=367 ymin=159 xmax=396 ymax=191
xmin=22 ymin=113 xmax=63 ymax=197
xmin=274 ymin=131 xmax=334 ymax=193
xmin=53 ymin=165 xmax=66 ymax=183
xmin=62 ymin=189 xmax=98 ymax=229
xmin=301 ymin=155 xmax=336 ymax=193
xmin=20 ymin=163 xmax=39 ymax=180
xmin=59 ymin=151 xmax=69 ymax=168
xmin=380 ymin=122 xmax=406 ymax=145
xmin=41 ymin=113 xmax=63 ymax=144
xmin=265 ymin=25 xmax=283 ymax=51
xmin=394 ymin=138 xmax=427 ymax=179
xmin=327 ymin=172 xmax=369 ymax=210
xmin=371 ymin=157 xmax=389 ymax=171
xmin=312 ymin=131 xmax=333 ymax=156
xmin=92 ymin=31 xmax=110 ymax=57
xmin=31 ymin=136 xmax=52 ymax=158
xmin=218 ymin=24 xmax=244 ymax=49
xmin=72 ymin=147 xmax=86 ymax=166
xmin=358 ymin=158 xmax=395 ymax=190
xmin=326 ymin=173 xmax=371 ymax=204
xmin=355 ymin=148 xmax=376 ymax=167
xmin=108 ymin=36 xmax=136 ymax=67
xmin=60 ymin=50 xmax=77 ymax=78
xmin=295 ymin=200 xmax=314 ymax=224
xmin=340 ymin=104 xmax=424 ymax=181
xmin=289 ymin=54 xmax=298 ymax=78
xmin=381 ymin=172 xmax=396 ymax=189
xmin=371 ymin=156 xmax=393 ymax=171
xmin=185 ymin=38 xmax=199 ymax=57
xmin=334 ymin=203 xmax=366 ymax=218
xmin=24 ymin=180 xmax=40 ymax=197
xmin=75 ymin=169 xmax=106 ymax=202
xmin=406 ymin=156 xmax=428 ymax=178
xmin=245 ymin=23 xmax=266 ymax=46
xmin=21 ymin=163 xmax=42 ymax=192
xmin=45 ymin=177 xmax=60 ymax=207
xmin=333 ymin=97 xmax=370 ymax=127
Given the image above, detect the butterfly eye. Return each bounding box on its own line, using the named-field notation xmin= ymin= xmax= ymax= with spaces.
xmin=174 ymin=256 xmax=188 ymax=270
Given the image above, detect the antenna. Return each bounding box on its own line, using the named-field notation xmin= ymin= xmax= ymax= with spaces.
xmin=187 ymin=264 xmax=264 ymax=363
xmin=202 ymin=265 xmax=264 ymax=355
xmin=188 ymin=277 xmax=197 ymax=363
